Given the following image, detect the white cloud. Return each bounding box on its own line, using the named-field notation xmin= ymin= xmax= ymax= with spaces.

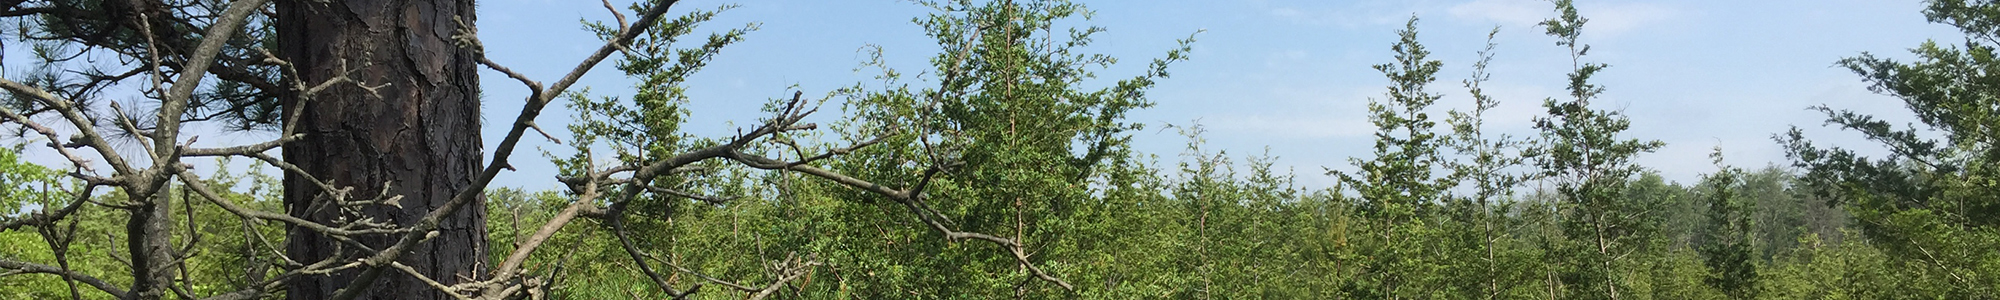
xmin=1448 ymin=0 xmax=1679 ymax=37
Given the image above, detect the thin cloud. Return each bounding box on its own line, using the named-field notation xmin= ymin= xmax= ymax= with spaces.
xmin=1449 ymin=0 xmax=1679 ymax=37
xmin=1448 ymin=0 xmax=1546 ymax=26
xmin=1257 ymin=0 xmax=1444 ymax=28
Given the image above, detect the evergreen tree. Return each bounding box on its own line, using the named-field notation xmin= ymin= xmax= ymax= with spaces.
xmin=1329 ymin=16 xmax=1457 ymax=299
xmin=830 ymin=0 xmax=1195 ymax=297
xmin=1697 ymin=149 xmax=1758 ymax=299
xmin=1523 ymin=1 xmax=1665 ymax=299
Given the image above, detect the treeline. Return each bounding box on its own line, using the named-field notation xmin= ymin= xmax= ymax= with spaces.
xmin=4 ymin=0 xmax=1997 ymax=299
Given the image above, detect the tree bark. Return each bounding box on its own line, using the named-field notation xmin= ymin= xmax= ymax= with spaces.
xmin=277 ymin=1 xmax=485 ymax=299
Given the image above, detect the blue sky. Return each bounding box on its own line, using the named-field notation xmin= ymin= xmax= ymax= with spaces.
xmin=2 ymin=0 xmax=1967 ymax=192
xmin=468 ymin=0 xmax=1963 ymax=191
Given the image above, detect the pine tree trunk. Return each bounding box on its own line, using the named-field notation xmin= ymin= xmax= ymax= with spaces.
xmin=276 ymin=0 xmax=486 ymax=299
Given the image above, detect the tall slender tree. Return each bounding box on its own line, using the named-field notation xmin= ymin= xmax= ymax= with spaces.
xmin=1524 ymin=1 xmax=1665 ymax=299
xmin=1446 ymin=26 xmax=1533 ymax=300
xmin=1330 ymin=16 xmax=1455 ymax=299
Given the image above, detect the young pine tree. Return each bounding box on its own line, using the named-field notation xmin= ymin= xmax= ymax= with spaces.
xmin=1329 ymin=16 xmax=1459 ymax=299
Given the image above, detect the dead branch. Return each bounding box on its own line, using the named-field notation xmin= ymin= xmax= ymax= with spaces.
xmin=0 ymin=259 xmax=129 ymax=298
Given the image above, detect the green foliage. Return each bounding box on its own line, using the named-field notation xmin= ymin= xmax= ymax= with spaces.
xmin=1779 ymin=1 xmax=2000 ymax=298
xmin=2 ymin=157 xmax=286 ymax=299
xmin=573 ymin=3 xmax=755 ymax=161
xmin=6 ymin=0 xmax=284 ymax=130
xmin=1336 ymin=16 xmax=1450 ymax=221
xmin=1627 ymin=250 xmax=1728 ymax=300
xmin=1325 ymin=16 xmax=1475 ymax=299
xmin=1757 ymin=232 xmax=1897 ymax=300
xmin=825 ymin=0 xmax=1194 ymax=296
xmin=564 ymin=3 xmax=757 ymax=195
xmin=1522 ymin=1 xmax=1667 ymax=299
xmin=13 ymin=1 xmax=1989 ymax=299
xmin=0 ymin=145 xmax=61 ymax=214
xmin=1697 ymin=150 xmax=1758 ymax=299
xmin=1443 ymin=25 xmax=1540 ymax=300
xmin=0 ymin=145 xmax=88 ymax=299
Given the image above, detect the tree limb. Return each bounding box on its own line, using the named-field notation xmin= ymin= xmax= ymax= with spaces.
xmin=0 ymin=259 xmax=129 ymax=298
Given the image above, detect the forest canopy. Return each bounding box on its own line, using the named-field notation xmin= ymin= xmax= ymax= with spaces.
xmin=1 ymin=0 xmax=1995 ymax=299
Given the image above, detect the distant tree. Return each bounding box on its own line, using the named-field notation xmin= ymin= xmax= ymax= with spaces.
xmin=1737 ymin=167 xmax=1848 ymax=259
xmin=1756 ymin=230 xmax=1895 ymax=300
xmin=1696 ymin=149 xmax=1758 ymax=299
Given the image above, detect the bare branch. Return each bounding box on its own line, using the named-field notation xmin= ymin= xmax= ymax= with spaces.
xmin=488 ymin=200 xmax=592 ymax=283
xmin=0 ymin=259 xmax=129 ymax=298
xmin=640 ymin=185 xmax=736 ymax=205
xmin=388 ymin=262 xmax=475 ymax=300
xmin=175 ymin=169 xmax=405 ymax=238
xmin=0 ymin=104 xmax=98 ymax=173
xmin=0 ymin=184 xmax=98 ymax=233
xmin=468 ymin=0 xmax=686 ymax=198
xmin=182 ymin=134 xmax=303 ymax=157
xmin=527 ymin=121 xmax=562 ymax=145
xmin=0 ymin=77 xmax=136 ymax=176
xmin=244 ymin=152 xmax=333 ymax=195
xmin=606 ymin=203 xmax=694 ymax=298
xmin=150 ymin=0 xmax=270 ymax=190
xmin=603 ymin=0 xmax=629 ymax=34
xmin=659 ymin=252 xmax=821 ymax=300
xmin=159 ymin=0 xmax=268 ymax=105
xmin=663 ymin=260 xmax=757 ymax=292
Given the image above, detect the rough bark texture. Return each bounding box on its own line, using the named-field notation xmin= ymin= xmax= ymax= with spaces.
xmin=128 ymin=186 xmax=175 ymax=300
xmin=277 ymin=0 xmax=486 ymax=299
